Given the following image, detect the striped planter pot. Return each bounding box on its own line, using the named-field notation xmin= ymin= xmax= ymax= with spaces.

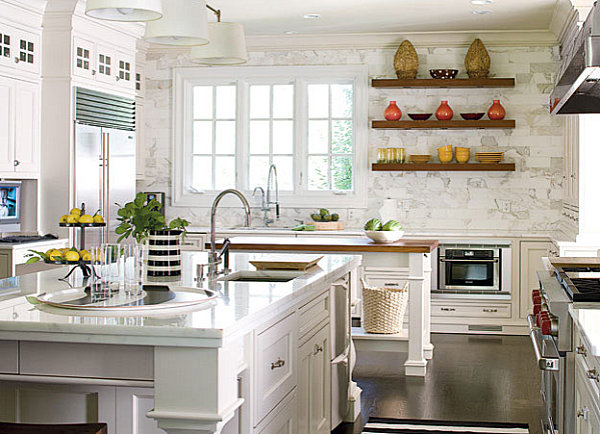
xmin=146 ymin=230 xmax=182 ymax=277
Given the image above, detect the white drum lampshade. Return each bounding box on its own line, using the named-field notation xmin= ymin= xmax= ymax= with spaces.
xmin=85 ymin=0 xmax=163 ymax=21
xmin=190 ymin=22 xmax=248 ymax=65
xmin=145 ymin=0 xmax=209 ymax=46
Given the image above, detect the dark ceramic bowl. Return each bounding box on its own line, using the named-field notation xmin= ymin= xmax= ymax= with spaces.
xmin=408 ymin=113 xmax=433 ymax=121
xmin=429 ymin=69 xmax=459 ymax=79
xmin=460 ymin=112 xmax=485 ymax=120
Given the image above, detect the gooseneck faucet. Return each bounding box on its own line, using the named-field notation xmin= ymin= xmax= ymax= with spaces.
xmin=209 ymin=189 xmax=251 ymax=279
xmin=266 ymin=164 xmax=280 ymax=221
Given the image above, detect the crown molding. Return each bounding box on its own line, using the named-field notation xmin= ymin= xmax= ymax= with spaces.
xmin=550 ymin=0 xmax=579 ymax=46
xmin=241 ymin=30 xmax=558 ymax=51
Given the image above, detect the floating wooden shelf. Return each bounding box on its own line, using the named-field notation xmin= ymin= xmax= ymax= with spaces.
xmin=371 ymin=78 xmax=515 ymax=88
xmin=371 ymin=119 xmax=515 ymax=130
xmin=372 ymin=163 xmax=516 ymax=172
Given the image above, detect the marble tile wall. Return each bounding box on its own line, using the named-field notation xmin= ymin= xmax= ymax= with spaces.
xmin=139 ymin=44 xmax=563 ymax=233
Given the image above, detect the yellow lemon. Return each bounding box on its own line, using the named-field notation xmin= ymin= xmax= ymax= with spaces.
xmin=81 ymin=252 xmax=91 ymax=261
xmin=48 ymin=250 xmax=63 ymax=261
xmin=79 ymin=214 xmax=94 ymax=224
xmin=66 ymin=214 xmax=79 ymax=224
xmin=70 ymin=208 xmax=81 ymax=216
xmin=64 ymin=251 xmax=80 ymax=262
xmin=59 ymin=215 xmax=69 ymax=224
xmin=93 ymin=214 xmax=104 ymax=224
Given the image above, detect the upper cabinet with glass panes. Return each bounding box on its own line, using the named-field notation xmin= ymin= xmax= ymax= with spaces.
xmin=72 ymin=36 xmax=135 ymax=92
xmin=0 ymin=23 xmax=40 ymax=76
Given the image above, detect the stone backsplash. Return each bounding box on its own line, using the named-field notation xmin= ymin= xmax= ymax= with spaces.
xmin=139 ymin=44 xmax=563 ymax=232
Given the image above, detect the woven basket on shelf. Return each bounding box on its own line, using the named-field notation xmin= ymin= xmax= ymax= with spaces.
xmin=361 ymin=278 xmax=408 ymax=334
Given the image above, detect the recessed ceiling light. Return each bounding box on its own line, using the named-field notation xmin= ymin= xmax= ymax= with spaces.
xmin=472 ymin=9 xmax=493 ymax=14
xmin=284 ymin=30 xmax=298 ymax=34
xmin=303 ymin=13 xmax=321 ymax=19
xmin=471 ymin=0 xmax=494 ymax=4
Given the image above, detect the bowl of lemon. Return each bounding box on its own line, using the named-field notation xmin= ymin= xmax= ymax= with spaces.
xmin=59 ymin=207 xmax=105 ymax=227
xmin=27 ymin=247 xmax=92 ymax=265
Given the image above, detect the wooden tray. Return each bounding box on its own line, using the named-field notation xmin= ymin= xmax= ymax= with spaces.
xmin=250 ymin=255 xmax=323 ymax=271
xmin=550 ymin=257 xmax=600 ymax=268
xmin=312 ymin=221 xmax=344 ymax=231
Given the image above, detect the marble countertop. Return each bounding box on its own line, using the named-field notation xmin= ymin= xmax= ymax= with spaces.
xmin=0 ymin=238 xmax=68 ymax=250
xmin=569 ymin=305 xmax=600 ymax=357
xmin=0 ymin=251 xmax=361 ymax=346
xmin=188 ymin=226 xmax=553 ymax=241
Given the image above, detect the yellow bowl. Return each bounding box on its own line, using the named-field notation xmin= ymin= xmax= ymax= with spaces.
xmin=456 ymin=153 xmax=470 ymax=163
xmin=438 ymin=153 xmax=453 ymax=164
xmin=456 ymin=147 xmax=469 ymax=152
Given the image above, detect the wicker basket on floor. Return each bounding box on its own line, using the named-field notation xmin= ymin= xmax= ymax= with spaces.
xmin=361 ymin=278 xmax=408 ymax=334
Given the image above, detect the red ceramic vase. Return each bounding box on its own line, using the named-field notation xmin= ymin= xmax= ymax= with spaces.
xmin=435 ymin=100 xmax=453 ymax=121
xmin=487 ymin=100 xmax=506 ymax=120
xmin=384 ymin=101 xmax=402 ymax=121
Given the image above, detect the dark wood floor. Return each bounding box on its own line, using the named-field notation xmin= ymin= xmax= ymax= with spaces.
xmin=333 ymin=333 xmax=543 ymax=434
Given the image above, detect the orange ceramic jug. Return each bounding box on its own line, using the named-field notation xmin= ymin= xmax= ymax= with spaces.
xmin=487 ymin=100 xmax=506 ymax=120
xmin=384 ymin=101 xmax=402 ymax=121
xmin=435 ymin=100 xmax=453 ymax=121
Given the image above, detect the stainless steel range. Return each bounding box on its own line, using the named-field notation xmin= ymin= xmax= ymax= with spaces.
xmin=530 ymin=264 xmax=600 ymax=434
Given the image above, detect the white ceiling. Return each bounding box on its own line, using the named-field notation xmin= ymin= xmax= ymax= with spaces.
xmin=208 ymin=0 xmax=561 ymax=36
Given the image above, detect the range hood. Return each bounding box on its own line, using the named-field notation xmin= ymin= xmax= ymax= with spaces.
xmin=551 ymin=2 xmax=600 ymax=114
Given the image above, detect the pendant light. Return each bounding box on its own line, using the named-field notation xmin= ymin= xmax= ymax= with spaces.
xmin=145 ymin=0 xmax=210 ymax=46
xmin=190 ymin=6 xmax=248 ymax=65
xmin=85 ymin=0 xmax=163 ymax=22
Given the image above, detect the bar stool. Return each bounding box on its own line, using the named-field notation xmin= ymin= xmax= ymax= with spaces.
xmin=0 ymin=422 xmax=107 ymax=434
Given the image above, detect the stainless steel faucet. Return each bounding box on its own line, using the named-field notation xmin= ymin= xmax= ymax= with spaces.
xmin=252 ymin=164 xmax=280 ymax=227
xmin=209 ymin=189 xmax=251 ymax=279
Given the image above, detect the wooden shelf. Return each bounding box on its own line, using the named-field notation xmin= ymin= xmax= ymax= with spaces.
xmin=371 ymin=78 xmax=515 ymax=88
xmin=372 ymin=163 xmax=516 ymax=172
xmin=371 ymin=119 xmax=515 ymax=130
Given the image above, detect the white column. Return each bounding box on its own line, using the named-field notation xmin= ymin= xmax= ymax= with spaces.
xmin=423 ymin=253 xmax=434 ymax=360
xmin=404 ymin=252 xmax=427 ymax=376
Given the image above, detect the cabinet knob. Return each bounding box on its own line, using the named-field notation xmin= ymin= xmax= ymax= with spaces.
xmin=12 ymin=312 xmax=17 ymax=319
xmin=576 ymin=345 xmax=588 ymax=356
xmin=13 ymin=160 xmax=20 ymax=167
xmin=483 ymin=308 xmax=498 ymax=313
xmin=91 ymin=70 xmax=96 ymax=76
xmin=586 ymin=369 xmax=599 ymax=381
xmin=14 ymin=57 xmax=19 ymax=64
xmin=577 ymin=407 xmax=589 ymax=420
xmin=313 ymin=344 xmax=324 ymax=355
xmin=116 ymin=76 xmax=120 ymax=81
xmin=270 ymin=358 xmax=285 ymax=370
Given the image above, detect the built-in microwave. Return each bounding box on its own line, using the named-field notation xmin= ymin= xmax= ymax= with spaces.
xmin=433 ymin=244 xmax=512 ymax=294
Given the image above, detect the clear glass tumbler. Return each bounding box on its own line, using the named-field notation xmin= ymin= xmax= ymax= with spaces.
xmin=102 ymin=243 xmax=120 ymax=291
xmin=122 ymin=244 xmax=146 ymax=296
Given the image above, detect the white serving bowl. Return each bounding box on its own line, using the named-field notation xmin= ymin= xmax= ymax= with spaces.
xmin=364 ymin=230 xmax=405 ymax=244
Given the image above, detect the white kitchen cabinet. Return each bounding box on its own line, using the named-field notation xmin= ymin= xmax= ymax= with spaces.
xmin=519 ymin=241 xmax=553 ymax=319
xmin=575 ymin=354 xmax=600 ymax=434
xmin=0 ymin=23 xmax=40 ymax=75
xmin=564 ymin=115 xmax=580 ymax=209
xmin=0 ymin=75 xmax=40 ymax=176
xmin=297 ymin=324 xmax=331 ymax=434
xmin=254 ymin=391 xmax=297 ymax=434
xmin=72 ymin=36 xmax=135 ymax=92
xmin=116 ymin=387 xmax=165 ymax=434
xmin=0 ymin=382 xmax=116 ymax=431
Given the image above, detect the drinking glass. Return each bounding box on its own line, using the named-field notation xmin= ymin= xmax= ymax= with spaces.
xmin=377 ymin=148 xmax=386 ymax=163
xmin=386 ymin=148 xmax=397 ymax=163
xmin=101 ymin=243 xmax=120 ymax=291
xmin=396 ymin=147 xmax=406 ymax=163
xmin=122 ymin=244 xmax=146 ymax=296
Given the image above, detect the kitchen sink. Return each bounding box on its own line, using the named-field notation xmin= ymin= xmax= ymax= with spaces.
xmin=218 ymin=270 xmax=305 ymax=282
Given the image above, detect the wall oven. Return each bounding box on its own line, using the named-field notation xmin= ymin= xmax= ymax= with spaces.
xmin=433 ymin=244 xmax=511 ymax=294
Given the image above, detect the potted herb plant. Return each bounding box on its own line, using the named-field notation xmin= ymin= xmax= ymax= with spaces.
xmin=115 ymin=193 xmax=190 ymax=277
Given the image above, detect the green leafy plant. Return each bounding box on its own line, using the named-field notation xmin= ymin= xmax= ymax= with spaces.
xmin=115 ymin=193 xmax=190 ymax=243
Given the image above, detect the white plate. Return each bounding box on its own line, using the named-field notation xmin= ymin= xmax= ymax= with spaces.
xmin=32 ymin=286 xmax=217 ymax=312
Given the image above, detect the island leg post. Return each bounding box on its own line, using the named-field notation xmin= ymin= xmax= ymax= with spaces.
xmin=404 ymin=252 xmax=428 ymax=376
xmin=423 ymin=253 xmax=434 ymax=360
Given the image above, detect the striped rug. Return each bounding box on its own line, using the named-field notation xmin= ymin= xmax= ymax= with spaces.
xmin=363 ymin=418 xmax=529 ymax=434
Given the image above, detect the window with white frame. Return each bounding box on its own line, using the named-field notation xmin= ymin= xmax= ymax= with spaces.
xmin=173 ymin=65 xmax=368 ymax=208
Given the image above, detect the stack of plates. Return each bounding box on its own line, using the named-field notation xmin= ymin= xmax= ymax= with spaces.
xmin=409 ymin=154 xmax=431 ymax=163
xmin=475 ymin=152 xmax=504 ymax=163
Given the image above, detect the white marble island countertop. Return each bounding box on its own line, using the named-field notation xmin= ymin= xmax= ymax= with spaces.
xmin=0 ymin=251 xmax=360 ymax=346
xmin=569 ymin=305 xmax=600 ymax=357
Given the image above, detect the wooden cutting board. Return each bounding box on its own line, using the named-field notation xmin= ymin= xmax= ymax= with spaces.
xmin=312 ymin=221 xmax=344 ymax=231
xmin=550 ymin=257 xmax=600 ymax=267
xmin=250 ymin=255 xmax=324 ymax=271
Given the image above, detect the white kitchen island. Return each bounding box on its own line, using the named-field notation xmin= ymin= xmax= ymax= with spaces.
xmin=0 ymin=251 xmax=361 ymax=434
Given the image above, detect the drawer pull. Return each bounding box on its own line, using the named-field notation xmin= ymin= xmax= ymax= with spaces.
xmin=384 ymin=283 xmax=399 ymax=287
xmin=577 ymin=407 xmax=589 ymax=420
xmin=483 ymin=308 xmax=498 ymax=313
xmin=313 ymin=344 xmax=324 ymax=355
xmin=440 ymin=307 xmax=455 ymax=312
xmin=576 ymin=345 xmax=588 ymax=357
xmin=270 ymin=359 xmax=285 ymax=370
xmin=587 ymin=369 xmax=599 ymax=382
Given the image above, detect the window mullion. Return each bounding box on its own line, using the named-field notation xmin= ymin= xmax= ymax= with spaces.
xmin=295 ymin=79 xmax=307 ymax=195
xmin=236 ymin=79 xmax=249 ymax=191
xmin=212 ymin=86 xmax=217 ymax=190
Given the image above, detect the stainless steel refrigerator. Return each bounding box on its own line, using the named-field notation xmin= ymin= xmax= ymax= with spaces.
xmin=74 ymin=88 xmax=136 ymax=247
